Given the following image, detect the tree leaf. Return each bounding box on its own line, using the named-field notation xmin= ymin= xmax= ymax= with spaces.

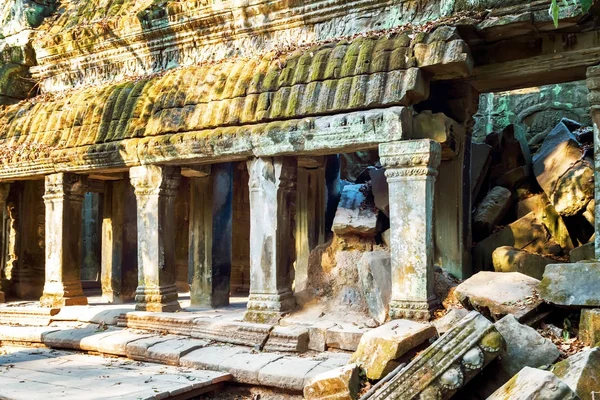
xmin=550 ymin=0 xmax=560 ymax=28
xmin=580 ymin=0 xmax=593 ymax=13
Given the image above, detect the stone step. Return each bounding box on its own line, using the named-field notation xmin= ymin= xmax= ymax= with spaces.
xmin=0 ymin=306 xmax=59 ymax=326
xmin=0 ymin=324 xmax=350 ymax=393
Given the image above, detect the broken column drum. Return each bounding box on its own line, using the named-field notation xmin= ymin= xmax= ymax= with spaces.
xmin=244 ymin=157 xmax=297 ymax=323
xmin=130 ymin=165 xmax=181 ymax=312
xmin=379 ymin=139 xmax=442 ymax=320
xmin=40 ymin=173 xmax=88 ymax=307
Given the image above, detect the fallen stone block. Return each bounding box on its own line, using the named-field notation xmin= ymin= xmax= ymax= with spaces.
xmin=492 ymin=246 xmax=557 ymax=280
xmin=92 ymin=329 xmax=155 ymax=356
xmin=570 ymin=242 xmax=595 ymax=262
xmin=332 ymin=184 xmax=377 ymax=237
xmin=470 ymin=142 xmax=492 ymax=198
xmin=494 ymin=315 xmax=560 ymax=377
xmin=258 ymin=356 xmax=324 ymax=391
xmin=305 ymin=354 xmax=353 ymax=385
xmin=350 ymin=319 xmax=436 ymax=380
xmin=552 ymin=347 xmax=600 ymax=400
xmin=516 ymin=193 xmax=573 ymax=251
xmin=368 ymin=311 xmax=504 ymax=399
xmin=357 ymin=250 xmax=392 ymax=324
xmin=473 ymin=211 xmax=561 ymax=271
xmin=263 ymin=326 xmax=309 ymax=353
xmin=579 ymin=309 xmax=600 ymax=346
xmin=539 ymin=263 xmax=600 ymax=307
xmin=191 ymin=319 xmax=273 ymax=348
xmin=432 ymin=308 xmax=468 ymax=335
xmin=454 ymin=271 xmax=542 ymax=321
xmin=369 ymin=167 xmax=389 ymax=216
xmin=325 ymin=325 xmax=365 ymax=351
xmin=42 ymin=326 xmax=108 ymax=351
xmin=308 ymin=321 xmax=336 ymax=352
xmin=304 ymin=364 xmax=360 ymax=400
xmin=0 ymin=326 xmax=61 ymax=345
xmin=125 ymin=334 xmax=182 ymax=361
xmin=533 ymin=119 xmax=594 ymax=217
xmin=473 ymin=186 xmax=512 ymax=239
xmin=495 ymin=165 xmax=529 ymax=189
xmin=488 ymin=367 xmax=578 ymax=400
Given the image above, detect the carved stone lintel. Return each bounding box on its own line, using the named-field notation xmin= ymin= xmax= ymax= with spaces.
xmin=379 ymin=139 xmax=442 ymax=321
xmin=244 ymin=157 xmax=297 ymax=323
xmin=368 ymin=311 xmax=504 ymax=400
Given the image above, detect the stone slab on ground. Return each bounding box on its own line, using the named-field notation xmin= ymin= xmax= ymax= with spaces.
xmin=218 ymin=352 xmax=283 ymax=384
xmin=0 ymin=346 xmax=231 ymax=400
xmin=304 ymin=364 xmax=360 ymax=400
xmin=117 ymin=311 xmax=198 ymax=336
xmin=144 ymin=337 xmax=209 ymax=365
xmin=332 ymin=184 xmax=377 ymax=236
xmin=570 ymin=242 xmax=595 ymax=262
xmin=580 ymin=309 xmax=600 ymax=346
xmin=357 ymin=250 xmax=392 ymax=324
xmin=258 ymin=356 xmax=323 ymax=391
xmin=304 ymin=354 xmax=353 ymax=385
xmin=494 ymin=315 xmax=560 ymax=377
xmin=263 ymin=326 xmax=309 ymax=353
xmin=432 ymin=308 xmax=469 ymax=335
xmin=350 ymin=319 xmax=436 ymax=379
xmin=454 ymin=271 xmax=542 ymax=321
xmin=191 ymin=318 xmax=273 ymax=347
xmin=325 ymin=325 xmax=365 ymax=351
xmin=180 ymin=345 xmax=251 ymax=370
xmin=488 ymin=367 xmax=578 ymax=400
xmin=92 ymin=329 xmax=155 ymax=356
xmin=0 ymin=306 xmax=59 ymax=326
xmin=77 ymin=307 xmax=131 ymax=326
xmin=539 ymin=262 xmax=600 ymax=306
xmin=552 ymin=347 xmax=600 ymax=400
xmin=125 ymin=334 xmax=181 ymax=360
xmin=492 ymin=246 xmax=557 ymax=280
xmin=0 ymin=326 xmax=61 ymax=344
xmin=42 ymin=325 xmax=108 ymax=350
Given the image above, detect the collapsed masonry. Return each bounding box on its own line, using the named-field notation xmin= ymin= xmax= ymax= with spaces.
xmin=0 ymin=0 xmax=600 ymax=328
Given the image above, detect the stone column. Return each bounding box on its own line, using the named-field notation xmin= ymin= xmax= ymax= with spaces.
xmin=130 ymin=165 xmax=181 ymax=312
xmin=101 ymin=179 xmax=138 ymax=303
xmin=0 ymin=183 xmax=9 ymax=302
xmin=188 ymin=163 xmax=233 ymax=307
xmin=379 ymin=139 xmax=442 ymax=320
xmin=40 ymin=173 xmax=88 ymax=307
xmin=244 ymin=157 xmax=297 ymax=323
xmin=295 ymin=157 xmax=326 ymax=293
xmin=81 ymin=192 xmax=102 ymax=282
xmin=586 ymin=65 xmax=600 ymax=259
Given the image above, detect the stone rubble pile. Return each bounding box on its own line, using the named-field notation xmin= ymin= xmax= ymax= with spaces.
xmin=302 ymin=117 xmax=600 ymax=399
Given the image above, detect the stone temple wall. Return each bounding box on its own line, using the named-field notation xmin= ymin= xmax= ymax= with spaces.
xmin=473 ymin=81 xmax=591 ymax=146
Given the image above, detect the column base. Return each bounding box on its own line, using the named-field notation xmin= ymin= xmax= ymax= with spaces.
xmin=243 ymin=291 xmax=296 ymax=324
xmin=135 ymin=285 xmax=181 ymax=312
xmin=389 ymin=296 xmax=440 ymax=321
xmin=40 ymin=281 xmax=87 ymax=308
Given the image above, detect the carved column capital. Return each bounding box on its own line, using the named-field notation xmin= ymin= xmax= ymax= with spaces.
xmin=130 ymin=165 xmax=180 ymax=197
xmin=44 ymin=173 xmax=87 ymax=203
xmin=247 ymin=157 xmax=297 ymax=193
xmin=379 ymin=139 xmax=442 ymax=180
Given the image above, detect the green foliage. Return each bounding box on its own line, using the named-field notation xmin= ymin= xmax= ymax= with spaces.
xmin=551 ymin=0 xmax=593 ymax=27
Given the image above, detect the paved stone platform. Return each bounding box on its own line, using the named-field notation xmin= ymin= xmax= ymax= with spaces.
xmin=0 ymin=346 xmax=230 ymax=399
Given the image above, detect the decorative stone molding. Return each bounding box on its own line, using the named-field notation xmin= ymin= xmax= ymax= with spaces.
xmin=43 ymin=173 xmax=87 ymax=202
xmin=129 ymin=165 xmax=180 ymax=198
xmin=368 ymin=311 xmax=504 ymax=399
xmin=380 ymin=139 xmax=442 ymax=320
